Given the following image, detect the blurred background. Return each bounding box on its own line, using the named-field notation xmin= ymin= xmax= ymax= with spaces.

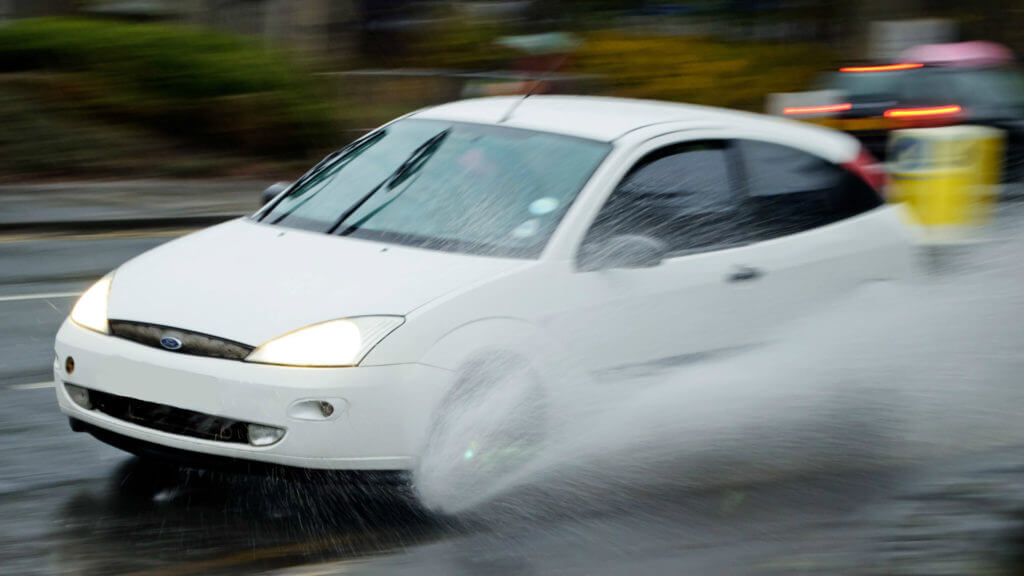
xmin=6 ymin=2 xmax=1024 ymax=576
xmin=0 ymin=0 xmax=1021 ymax=181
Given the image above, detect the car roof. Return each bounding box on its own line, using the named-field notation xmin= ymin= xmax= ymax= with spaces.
xmin=410 ymin=95 xmax=852 ymax=149
xmin=901 ymin=41 xmax=1016 ymax=68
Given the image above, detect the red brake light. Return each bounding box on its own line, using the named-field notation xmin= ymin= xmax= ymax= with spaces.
xmin=844 ymin=147 xmax=886 ymax=195
xmin=883 ymin=105 xmax=962 ymax=118
xmin=783 ymin=103 xmax=852 ymax=115
xmin=839 ymin=63 xmax=923 ymax=73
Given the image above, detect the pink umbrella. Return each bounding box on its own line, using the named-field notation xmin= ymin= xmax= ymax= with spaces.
xmin=900 ymin=41 xmax=1016 ymax=67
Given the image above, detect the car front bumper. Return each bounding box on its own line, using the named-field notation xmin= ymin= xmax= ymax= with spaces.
xmin=54 ymin=319 xmax=454 ymax=470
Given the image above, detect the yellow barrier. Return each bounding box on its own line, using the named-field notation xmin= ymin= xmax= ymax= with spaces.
xmin=887 ymin=126 xmax=1004 ymax=243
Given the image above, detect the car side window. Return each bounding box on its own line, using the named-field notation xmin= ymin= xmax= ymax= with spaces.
xmin=737 ymin=140 xmax=881 ymax=241
xmin=584 ymin=141 xmax=743 ymax=255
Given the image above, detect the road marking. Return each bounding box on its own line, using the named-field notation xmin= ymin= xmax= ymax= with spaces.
xmin=0 ymin=291 xmax=79 ymax=302
xmin=272 ymin=565 xmax=349 ymax=576
xmin=9 ymin=381 xmax=54 ymax=390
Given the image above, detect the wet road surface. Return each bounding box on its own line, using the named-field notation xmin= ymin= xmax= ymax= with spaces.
xmin=3 ymin=214 xmax=1024 ymax=576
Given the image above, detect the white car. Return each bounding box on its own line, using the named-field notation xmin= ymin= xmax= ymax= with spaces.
xmin=54 ymin=96 xmax=910 ymax=484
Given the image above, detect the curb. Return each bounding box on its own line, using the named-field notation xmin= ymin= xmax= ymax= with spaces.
xmin=1 ymin=213 xmax=246 ymax=234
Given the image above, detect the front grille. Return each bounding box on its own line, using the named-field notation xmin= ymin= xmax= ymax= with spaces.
xmin=109 ymin=320 xmax=254 ymax=361
xmin=85 ymin=386 xmax=251 ymax=444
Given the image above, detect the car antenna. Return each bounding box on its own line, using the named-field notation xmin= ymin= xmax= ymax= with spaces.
xmin=498 ymin=52 xmax=571 ymax=124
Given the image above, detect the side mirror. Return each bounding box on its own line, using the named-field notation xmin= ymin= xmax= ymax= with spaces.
xmin=578 ymin=234 xmax=668 ymax=272
xmin=261 ymin=181 xmax=291 ymax=206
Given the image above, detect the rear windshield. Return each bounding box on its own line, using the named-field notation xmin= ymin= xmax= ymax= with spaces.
xmin=823 ymin=66 xmax=1024 ymax=109
xmin=819 ymin=70 xmax=910 ymax=100
xmin=948 ymin=67 xmax=1024 ymax=107
xmin=258 ymin=119 xmax=610 ymax=258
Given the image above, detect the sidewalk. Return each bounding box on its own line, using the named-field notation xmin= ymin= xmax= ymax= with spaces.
xmin=0 ymin=180 xmax=274 ymax=233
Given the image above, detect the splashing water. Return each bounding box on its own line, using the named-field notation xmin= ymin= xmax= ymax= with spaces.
xmin=415 ymin=211 xmax=1024 ymax=518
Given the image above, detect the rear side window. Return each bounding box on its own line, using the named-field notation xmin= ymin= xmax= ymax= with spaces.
xmin=585 ymin=141 xmax=743 ymax=254
xmin=737 ymin=140 xmax=881 ymax=240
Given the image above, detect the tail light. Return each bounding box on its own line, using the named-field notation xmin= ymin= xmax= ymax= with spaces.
xmin=844 ymin=147 xmax=887 ymax=196
xmin=883 ymin=105 xmax=962 ymax=119
xmin=783 ymin=103 xmax=852 ymax=116
xmin=839 ymin=63 xmax=923 ymax=73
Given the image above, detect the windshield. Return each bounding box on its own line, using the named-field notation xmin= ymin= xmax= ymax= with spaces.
xmin=259 ymin=119 xmax=611 ymax=258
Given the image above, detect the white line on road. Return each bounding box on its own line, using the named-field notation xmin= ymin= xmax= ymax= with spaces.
xmin=9 ymin=381 xmax=54 ymax=390
xmin=0 ymin=291 xmax=79 ymax=303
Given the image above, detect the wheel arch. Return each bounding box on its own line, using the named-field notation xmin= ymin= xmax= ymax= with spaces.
xmin=418 ymin=317 xmax=583 ymax=392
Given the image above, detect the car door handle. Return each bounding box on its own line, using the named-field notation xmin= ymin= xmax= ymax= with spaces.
xmin=727 ymin=265 xmax=763 ymax=282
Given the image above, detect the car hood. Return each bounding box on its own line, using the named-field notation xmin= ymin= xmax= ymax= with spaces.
xmin=107 ymin=219 xmax=530 ymax=346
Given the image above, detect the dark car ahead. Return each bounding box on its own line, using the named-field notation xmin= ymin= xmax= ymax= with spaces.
xmin=789 ymin=61 xmax=1024 ymax=180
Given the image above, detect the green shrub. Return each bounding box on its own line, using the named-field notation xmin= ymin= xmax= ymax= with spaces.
xmin=408 ymin=10 xmax=516 ymax=70
xmin=0 ymin=76 xmax=304 ymax=180
xmin=0 ymin=18 xmax=338 ymax=156
xmin=576 ymin=31 xmax=833 ymax=112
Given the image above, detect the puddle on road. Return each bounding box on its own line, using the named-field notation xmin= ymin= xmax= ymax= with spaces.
xmin=27 ymin=210 xmax=1024 ymax=576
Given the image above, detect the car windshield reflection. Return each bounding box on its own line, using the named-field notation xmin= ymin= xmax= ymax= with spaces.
xmin=260 ymin=119 xmax=611 ymax=258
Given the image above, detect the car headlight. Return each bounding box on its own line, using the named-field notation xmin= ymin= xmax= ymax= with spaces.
xmin=70 ymin=276 xmax=113 ymax=334
xmin=246 ymin=316 xmax=404 ymax=367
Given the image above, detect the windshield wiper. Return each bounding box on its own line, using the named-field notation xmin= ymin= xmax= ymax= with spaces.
xmin=262 ymin=129 xmax=387 ymax=224
xmin=326 ymin=129 xmax=449 ymax=235
xmin=337 ymin=131 xmax=450 ymax=235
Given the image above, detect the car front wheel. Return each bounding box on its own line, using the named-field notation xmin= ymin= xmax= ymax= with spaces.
xmin=414 ymin=355 xmax=547 ymax=515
